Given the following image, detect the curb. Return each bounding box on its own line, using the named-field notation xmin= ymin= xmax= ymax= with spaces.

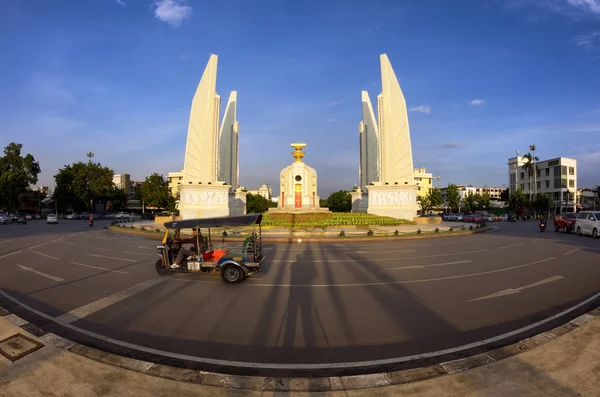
xmin=1 ymin=303 xmax=598 ymax=392
xmin=107 ymin=225 xmax=492 ymax=243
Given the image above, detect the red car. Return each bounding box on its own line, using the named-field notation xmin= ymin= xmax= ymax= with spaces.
xmin=554 ymin=213 xmax=577 ymax=233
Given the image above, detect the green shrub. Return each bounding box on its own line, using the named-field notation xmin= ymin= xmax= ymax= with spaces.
xmin=261 ymin=212 xmax=414 ymax=228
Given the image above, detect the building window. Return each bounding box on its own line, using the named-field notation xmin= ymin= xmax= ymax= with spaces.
xmin=569 ymin=180 xmax=574 ymax=187
xmin=520 ymin=184 xmax=524 ymax=190
xmin=536 ymin=182 xmax=541 ymax=190
xmin=545 ymin=168 xmax=550 ymax=177
xmin=536 ymin=169 xmax=540 ymax=178
xmin=545 ymin=180 xmax=550 ymax=188
xmin=520 ymin=172 xmax=525 ymax=180
xmin=569 ymin=167 xmax=574 ymax=175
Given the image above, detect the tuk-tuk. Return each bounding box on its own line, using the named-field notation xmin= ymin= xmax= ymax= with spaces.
xmin=155 ymin=214 xmax=265 ymax=283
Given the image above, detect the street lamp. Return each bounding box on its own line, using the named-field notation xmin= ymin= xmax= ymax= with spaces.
xmin=529 ymin=144 xmax=537 ymax=201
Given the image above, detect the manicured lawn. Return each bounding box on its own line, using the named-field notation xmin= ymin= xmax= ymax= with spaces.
xmin=260 ymin=212 xmax=414 ymax=227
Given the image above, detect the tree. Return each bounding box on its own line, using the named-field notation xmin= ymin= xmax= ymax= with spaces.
xmin=54 ymin=159 xmax=115 ymax=212
xmin=473 ymin=193 xmax=482 ymax=210
xmin=326 ymin=190 xmax=352 ymax=212
xmin=522 ymin=152 xmax=539 ymax=200
xmin=417 ymin=195 xmax=431 ymax=214
xmin=427 ymin=188 xmax=443 ymax=209
xmin=246 ymin=193 xmax=275 ymax=214
xmin=534 ymin=193 xmax=553 ymax=214
xmin=0 ymin=143 xmax=41 ymax=211
xmin=462 ymin=191 xmax=477 ymax=213
xmin=446 ymin=184 xmax=460 ymax=213
xmin=500 ymin=188 xmax=509 ymax=201
xmin=508 ymin=189 xmax=528 ymax=216
xmin=479 ymin=192 xmax=491 ymax=211
xmin=138 ymin=173 xmax=170 ymax=209
xmin=319 ymin=198 xmax=329 ymax=208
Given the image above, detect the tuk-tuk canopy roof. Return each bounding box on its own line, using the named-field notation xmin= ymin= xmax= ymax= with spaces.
xmin=163 ymin=214 xmax=262 ymax=229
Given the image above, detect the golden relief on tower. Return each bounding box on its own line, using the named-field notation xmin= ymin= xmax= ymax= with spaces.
xmin=291 ymin=143 xmax=306 ymax=163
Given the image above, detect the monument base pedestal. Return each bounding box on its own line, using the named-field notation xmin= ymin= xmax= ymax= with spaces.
xmin=178 ymin=184 xmax=231 ymax=219
xmin=351 ymin=190 xmax=368 ymax=213
xmin=366 ymin=184 xmax=418 ymax=220
xmin=229 ymin=189 xmax=247 ymax=216
xmin=268 ymin=207 xmax=331 ymax=214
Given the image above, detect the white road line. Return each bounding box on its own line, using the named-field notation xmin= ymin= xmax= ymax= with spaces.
xmin=81 ymin=245 xmax=110 ymax=251
xmin=271 ymin=249 xmax=491 ymax=263
xmin=51 ymin=238 xmax=65 ymax=243
xmin=28 ymin=242 xmax=48 ymax=250
xmin=469 ymin=275 xmax=564 ymax=302
xmin=530 ymin=239 xmax=543 ymax=243
xmin=84 ymin=253 xmax=136 ymax=262
xmin=388 ymin=260 xmax=472 ymax=270
xmin=122 ymin=251 xmax=155 ymax=256
xmin=59 ymin=241 xmax=77 ymax=246
xmin=70 ymin=262 xmax=128 ymax=274
xmin=0 ymin=239 xmax=16 ymax=245
xmin=0 ymin=250 xmax=22 ymax=259
xmin=17 ymin=264 xmax=65 ymax=282
xmin=54 ymin=278 xmax=164 ymax=324
xmin=356 ymin=250 xmax=415 ymax=254
xmin=499 ymin=243 xmax=525 ymax=249
xmin=563 ymin=248 xmax=582 ymax=256
xmin=32 ymin=251 xmax=59 ymax=260
xmin=3 ymin=285 xmax=598 ymax=371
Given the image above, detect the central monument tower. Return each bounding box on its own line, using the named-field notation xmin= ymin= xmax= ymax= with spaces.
xmin=352 ymin=54 xmax=419 ymax=220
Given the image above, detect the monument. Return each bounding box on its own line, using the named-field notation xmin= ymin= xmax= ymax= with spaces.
xmin=177 ymin=54 xmax=246 ymax=219
xmin=270 ymin=144 xmax=327 ymax=213
xmin=352 ymin=54 xmax=419 ymax=220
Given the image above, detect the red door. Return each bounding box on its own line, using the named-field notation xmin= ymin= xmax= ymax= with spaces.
xmin=295 ymin=184 xmax=302 ymax=208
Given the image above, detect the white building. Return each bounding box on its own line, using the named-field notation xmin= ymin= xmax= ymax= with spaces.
xmin=577 ymin=188 xmax=598 ymax=211
xmin=167 ymin=169 xmax=184 ymax=197
xmin=507 ymin=156 xmax=577 ymax=213
xmin=440 ymin=185 xmax=505 ymax=202
xmin=112 ymin=174 xmax=131 ymax=198
xmin=247 ymin=184 xmax=273 ymax=200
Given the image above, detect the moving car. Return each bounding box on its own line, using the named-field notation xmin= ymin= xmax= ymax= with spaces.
xmin=116 ymin=212 xmax=132 ymax=220
xmin=554 ymin=213 xmax=577 ymax=233
xmin=156 ymin=214 xmax=265 ymax=283
xmin=0 ymin=214 xmax=12 ymax=224
xmin=499 ymin=214 xmax=509 ymax=221
xmin=66 ymin=213 xmax=77 ymax=220
xmin=47 ymin=214 xmax=58 ymax=224
xmin=483 ymin=214 xmax=496 ymax=222
xmin=16 ymin=215 xmax=27 ymax=224
xmin=575 ymin=211 xmax=600 ymax=238
xmin=24 ymin=214 xmax=33 ymax=220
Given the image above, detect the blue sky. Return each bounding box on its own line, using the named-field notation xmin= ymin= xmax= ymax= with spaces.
xmin=1 ymin=0 xmax=599 ymax=196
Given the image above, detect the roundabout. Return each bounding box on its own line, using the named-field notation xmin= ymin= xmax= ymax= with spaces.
xmin=0 ymin=219 xmax=598 ymax=378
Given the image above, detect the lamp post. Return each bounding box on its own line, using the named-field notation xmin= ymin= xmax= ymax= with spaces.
xmin=529 ymin=145 xmax=537 ymax=202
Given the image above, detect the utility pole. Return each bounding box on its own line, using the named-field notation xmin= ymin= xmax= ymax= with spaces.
xmin=529 ymin=144 xmax=537 ymax=202
xmin=86 ymin=151 xmax=94 ymax=212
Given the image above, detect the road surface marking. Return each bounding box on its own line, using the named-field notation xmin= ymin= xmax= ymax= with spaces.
xmin=32 ymin=251 xmax=59 ymax=260
xmin=122 ymin=251 xmax=155 ymax=256
xmin=59 ymin=240 xmax=77 ymax=246
xmin=388 ymin=260 xmax=472 ymax=270
xmin=469 ymin=275 xmax=564 ymax=302
xmin=499 ymin=243 xmax=525 ymax=249
xmin=84 ymin=253 xmax=137 ymax=262
xmin=17 ymin=264 xmax=65 ymax=282
xmin=530 ymin=239 xmax=543 ymax=243
xmin=70 ymin=262 xmax=128 ymax=274
xmin=51 ymin=238 xmax=64 ymax=243
xmin=54 ymin=278 xmax=164 ymax=324
xmin=271 ymin=249 xmax=490 ymax=263
xmin=28 ymin=242 xmax=48 ymax=250
xmin=0 ymin=250 xmax=22 ymax=259
xmin=356 ymin=249 xmax=415 ymax=254
xmin=562 ymin=248 xmax=581 ymax=256
xmin=0 ymin=239 xmax=16 ymax=245
xmin=3 ymin=285 xmax=598 ymax=371
xmin=81 ymin=245 xmax=110 ymax=251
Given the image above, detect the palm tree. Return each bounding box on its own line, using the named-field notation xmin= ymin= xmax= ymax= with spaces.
xmin=522 ymin=152 xmax=539 ymax=201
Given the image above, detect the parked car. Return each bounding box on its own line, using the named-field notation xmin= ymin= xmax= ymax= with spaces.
xmin=0 ymin=214 xmax=12 ymax=224
xmin=116 ymin=212 xmax=132 ymax=220
xmin=483 ymin=214 xmax=496 ymax=222
xmin=66 ymin=213 xmax=77 ymax=220
xmin=499 ymin=214 xmax=509 ymax=221
xmin=105 ymin=213 xmax=116 ymax=219
xmin=554 ymin=213 xmax=577 ymax=233
xmin=47 ymin=214 xmax=58 ymax=224
xmin=10 ymin=213 xmax=19 ymax=222
xmin=34 ymin=213 xmax=41 ymax=219
xmin=575 ymin=211 xmax=600 ymax=238
xmin=16 ymin=215 xmax=27 ymax=224
xmin=24 ymin=214 xmax=33 ymax=220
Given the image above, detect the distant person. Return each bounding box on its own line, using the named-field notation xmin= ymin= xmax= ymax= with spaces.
xmin=89 ymin=215 xmax=94 ymax=227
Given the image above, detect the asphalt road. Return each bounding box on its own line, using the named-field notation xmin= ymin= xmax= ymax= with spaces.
xmin=0 ymin=218 xmax=599 ymax=377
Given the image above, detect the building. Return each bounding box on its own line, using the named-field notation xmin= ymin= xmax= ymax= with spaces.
xmin=577 ymin=188 xmax=598 ymax=210
xmin=167 ymin=170 xmax=184 ymax=197
xmin=130 ymin=181 xmax=143 ymax=200
xmin=247 ymin=184 xmax=273 ymax=200
xmin=508 ymin=156 xmax=577 ymax=213
xmin=440 ymin=185 xmax=505 ymax=203
xmin=38 ymin=186 xmax=49 ymax=197
xmin=413 ymin=168 xmax=433 ymax=198
xmin=112 ymin=174 xmax=131 ymax=198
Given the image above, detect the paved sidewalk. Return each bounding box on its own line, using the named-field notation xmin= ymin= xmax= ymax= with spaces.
xmin=0 ymin=312 xmax=598 ymax=396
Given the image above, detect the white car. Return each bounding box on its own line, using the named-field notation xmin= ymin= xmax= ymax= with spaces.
xmin=575 ymin=211 xmax=600 ymax=238
xmin=499 ymin=214 xmax=509 ymax=221
xmin=47 ymin=214 xmax=58 ymax=224
xmin=116 ymin=212 xmax=132 ymax=220
xmin=0 ymin=214 xmax=11 ymax=224
xmin=483 ymin=215 xmax=496 ymax=222
xmin=66 ymin=213 xmax=77 ymax=220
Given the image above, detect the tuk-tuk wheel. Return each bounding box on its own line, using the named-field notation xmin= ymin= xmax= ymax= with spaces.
xmin=155 ymin=259 xmax=171 ymax=276
xmin=221 ymin=264 xmax=244 ymax=283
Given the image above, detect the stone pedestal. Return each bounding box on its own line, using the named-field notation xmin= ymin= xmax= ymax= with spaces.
xmin=366 ymin=184 xmax=418 ymax=220
xmin=178 ymin=184 xmax=231 ymax=219
xmin=229 ymin=189 xmax=247 ymax=216
xmin=351 ymin=190 xmax=369 ymax=213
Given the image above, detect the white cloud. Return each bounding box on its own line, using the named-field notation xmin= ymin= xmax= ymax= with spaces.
xmin=408 ymin=105 xmax=431 ymax=114
xmin=327 ymin=118 xmax=336 ymax=122
xmin=565 ymin=0 xmax=600 ymax=15
xmin=575 ymin=31 xmax=600 ymax=53
xmin=153 ymin=0 xmax=192 ymax=27
xmin=116 ymin=0 xmax=125 ymax=5
xmin=328 ymin=100 xmax=344 ymax=107
xmin=470 ymin=99 xmax=485 ymax=106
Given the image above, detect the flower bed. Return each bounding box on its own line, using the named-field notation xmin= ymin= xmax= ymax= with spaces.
xmin=260 ymin=212 xmax=414 ymax=227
